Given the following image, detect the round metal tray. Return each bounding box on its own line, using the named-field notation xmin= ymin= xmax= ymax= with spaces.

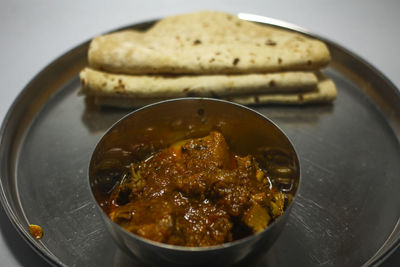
xmin=0 ymin=15 xmax=399 ymax=267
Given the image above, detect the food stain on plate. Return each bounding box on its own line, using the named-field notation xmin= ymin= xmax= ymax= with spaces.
xmin=29 ymin=224 xmax=43 ymax=239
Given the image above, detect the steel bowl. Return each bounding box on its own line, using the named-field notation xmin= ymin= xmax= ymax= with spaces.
xmin=88 ymin=98 xmax=301 ymax=266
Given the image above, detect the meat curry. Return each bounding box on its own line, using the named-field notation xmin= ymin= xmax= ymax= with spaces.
xmin=97 ymin=131 xmax=295 ymax=247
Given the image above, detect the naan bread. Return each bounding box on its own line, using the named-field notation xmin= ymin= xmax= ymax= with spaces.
xmin=88 ymin=11 xmax=330 ymax=75
xmin=89 ymin=75 xmax=336 ymax=108
xmin=80 ymin=67 xmax=318 ymax=98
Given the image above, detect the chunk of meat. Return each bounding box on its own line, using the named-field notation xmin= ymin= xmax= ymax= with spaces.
xmin=111 ymin=199 xmax=175 ymax=243
xmin=136 ymin=214 xmax=174 ymax=243
xmin=242 ymin=203 xmax=271 ymax=233
xmin=181 ymin=131 xmax=233 ymax=171
xmin=175 ymin=202 xmax=233 ymax=246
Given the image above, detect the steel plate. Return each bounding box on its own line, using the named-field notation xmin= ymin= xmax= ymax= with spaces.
xmin=0 ymin=15 xmax=399 ymax=267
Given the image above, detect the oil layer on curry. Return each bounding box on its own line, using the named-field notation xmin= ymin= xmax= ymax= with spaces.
xmin=95 ymin=131 xmax=296 ymax=247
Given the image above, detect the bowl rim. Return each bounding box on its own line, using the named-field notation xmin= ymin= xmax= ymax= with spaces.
xmin=87 ymin=97 xmax=302 ymax=252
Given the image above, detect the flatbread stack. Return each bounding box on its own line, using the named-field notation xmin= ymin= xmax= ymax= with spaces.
xmin=80 ymin=11 xmax=337 ymax=108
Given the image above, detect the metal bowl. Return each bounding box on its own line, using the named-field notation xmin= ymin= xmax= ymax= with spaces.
xmin=88 ymin=98 xmax=301 ymax=266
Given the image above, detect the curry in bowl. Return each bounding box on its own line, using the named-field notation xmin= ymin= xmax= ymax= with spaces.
xmin=91 ymin=100 xmax=297 ymax=247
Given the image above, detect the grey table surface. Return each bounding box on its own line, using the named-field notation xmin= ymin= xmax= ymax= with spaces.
xmin=0 ymin=0 xmax=399 ymax=266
